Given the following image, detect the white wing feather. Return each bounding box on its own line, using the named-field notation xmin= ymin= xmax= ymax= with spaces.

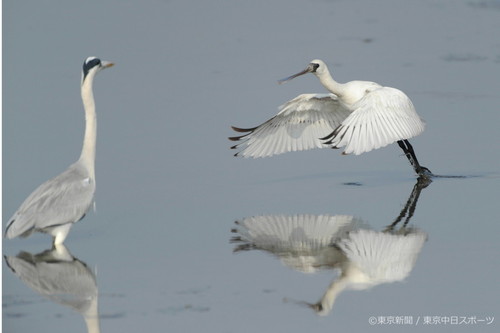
xmin=230 ymin=94 xmax=351 ymax=158
xmin=325 ymin=87 xmax=425 ymax=155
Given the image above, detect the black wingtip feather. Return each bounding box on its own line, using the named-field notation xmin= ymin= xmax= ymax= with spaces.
xmin=231 ymin=126 xmax=258 ymax=133
xmin=319 ymin=130 xmax=335 ymax=141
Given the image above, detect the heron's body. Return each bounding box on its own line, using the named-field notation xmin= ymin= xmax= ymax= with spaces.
xmin=230 ymin=59 xmax=430 ymax=175
xmin=5 ymin=57 xmax=113 ymax=245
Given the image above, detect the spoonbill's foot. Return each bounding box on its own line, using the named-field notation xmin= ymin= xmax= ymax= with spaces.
xmin=416 ymin=166 xmax=433 ymax=178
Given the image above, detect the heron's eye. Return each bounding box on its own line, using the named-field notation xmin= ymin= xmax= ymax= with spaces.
xmin=311 ymin=63 xmax=320 ymax=72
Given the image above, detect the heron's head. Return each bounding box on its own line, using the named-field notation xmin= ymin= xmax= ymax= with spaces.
xmin=278 ymin=59 xmax=329 ymax=84
xmin=82 ymin=56 xmax=114 ymax=84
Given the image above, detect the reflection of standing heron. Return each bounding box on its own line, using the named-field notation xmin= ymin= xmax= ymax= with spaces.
xmin=4 ymin=244 xmax=100 ymax=333
xmin=5 ymin=57 xmax=113 ymax=245
xmin=230 ymin=59 xmax=431 ymax=176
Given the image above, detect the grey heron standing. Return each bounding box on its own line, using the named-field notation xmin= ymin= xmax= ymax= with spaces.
xmin=230 ymin=59 xmax=431 ymax=176
xmin=5 ymin=57 xmax=113 ymax=245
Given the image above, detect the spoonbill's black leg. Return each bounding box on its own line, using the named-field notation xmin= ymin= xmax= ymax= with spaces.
xmin=397 ymin=140 xmax=432 ymax=177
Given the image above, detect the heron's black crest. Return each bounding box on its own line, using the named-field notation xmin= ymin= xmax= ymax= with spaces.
xmin=82 ymin=57 xmax=101 ymax=80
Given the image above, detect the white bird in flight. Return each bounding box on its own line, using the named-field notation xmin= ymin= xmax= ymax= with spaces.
xmin=5 ymin=57 xmax=114 ymax=245
xmin=230 ymin=59 xmax=431 ymax=176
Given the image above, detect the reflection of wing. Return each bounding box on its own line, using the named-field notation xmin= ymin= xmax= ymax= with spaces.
xmin=232 ymin=214 xmax=366 ymax=273
xmin=338 ymin=229 xmax=427 ymax=282
xmin=323 ymin=87 xmax=425 ymax=155
xmin=233 ymin=214 xmax=364 ymax=252
xmin=5 ymin=162 xmax=95 ymax=239
xmin=230 ymin=94 xmax=351 ymax=158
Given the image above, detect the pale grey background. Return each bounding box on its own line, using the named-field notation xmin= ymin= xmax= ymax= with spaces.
xmin=3 ymin=0 xmax=500 ymax=332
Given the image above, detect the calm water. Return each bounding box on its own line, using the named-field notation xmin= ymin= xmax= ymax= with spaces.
xmin=3 ymin=0 xmax=500 ymax=332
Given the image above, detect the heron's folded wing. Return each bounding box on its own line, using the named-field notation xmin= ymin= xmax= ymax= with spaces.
xmin=323 ymin=87 xmax=425 ymax=155
xmin=5 ymin=163 xmax=95 ymax=238
xmin=230 ymin=94 xmax=350 ymax=158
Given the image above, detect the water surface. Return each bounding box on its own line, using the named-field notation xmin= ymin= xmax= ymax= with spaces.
xmin=3 ymin=0 xmax=500 ymax=332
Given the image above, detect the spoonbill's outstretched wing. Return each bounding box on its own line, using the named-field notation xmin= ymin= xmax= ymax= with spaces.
xmin=322 ymin=87 xmax=425 ymax=155
xmin=230 ymin=94 xmax=351 ymax=158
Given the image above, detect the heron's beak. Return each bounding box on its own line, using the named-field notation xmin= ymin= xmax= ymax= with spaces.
xmin=101 ymin=61 xmax=114 ymax=68
xmin=277 ymin=65 xmax=313 ymax=84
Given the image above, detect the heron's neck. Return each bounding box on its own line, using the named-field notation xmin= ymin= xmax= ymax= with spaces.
xmin=83 ymin=296 xmax=100 ymax=333
xmin=79 ymin=78 xmax=97 ymax=179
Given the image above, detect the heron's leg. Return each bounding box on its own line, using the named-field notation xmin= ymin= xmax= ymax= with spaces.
xmin=52 ymin=223 xmax=72 ymax=245
xmin=397 ymin=140 xmax=432 ymax=176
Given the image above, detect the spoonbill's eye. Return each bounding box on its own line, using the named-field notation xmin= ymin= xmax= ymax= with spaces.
xmin=310 ymin=63 xmax=320 ymax=72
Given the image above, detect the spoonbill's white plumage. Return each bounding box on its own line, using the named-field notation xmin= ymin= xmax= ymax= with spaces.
xmin=231 ymin=94 xmax=351 ymax=158
xmin=230 ymin=59 xmax=431 ymax=176
xmin=5 ymin=57 xmax=113 ymax=245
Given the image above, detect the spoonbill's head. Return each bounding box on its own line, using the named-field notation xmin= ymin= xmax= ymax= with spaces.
xmin=278 ymin=59 xmax=329 ymax=84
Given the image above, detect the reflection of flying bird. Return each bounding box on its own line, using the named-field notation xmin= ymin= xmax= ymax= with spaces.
xmin=231 ymin=177 xmax=431 ymax=316
xmin=230 ymin=59 xmax=431 ymax=176
xmin=4 ymin=244 xmax=100 ymax=332
xmin=232 ymin=214 xmax=366 ymax=273
xmin=306 ymin=176 xmax=430 ymax=315
xmin=5 ymin=57 xmax=113 ymax=245
xmin=231 ymin=214 xmax=427 ymax=315
xmin=308 ymin=228 xmax=427 ymax=315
